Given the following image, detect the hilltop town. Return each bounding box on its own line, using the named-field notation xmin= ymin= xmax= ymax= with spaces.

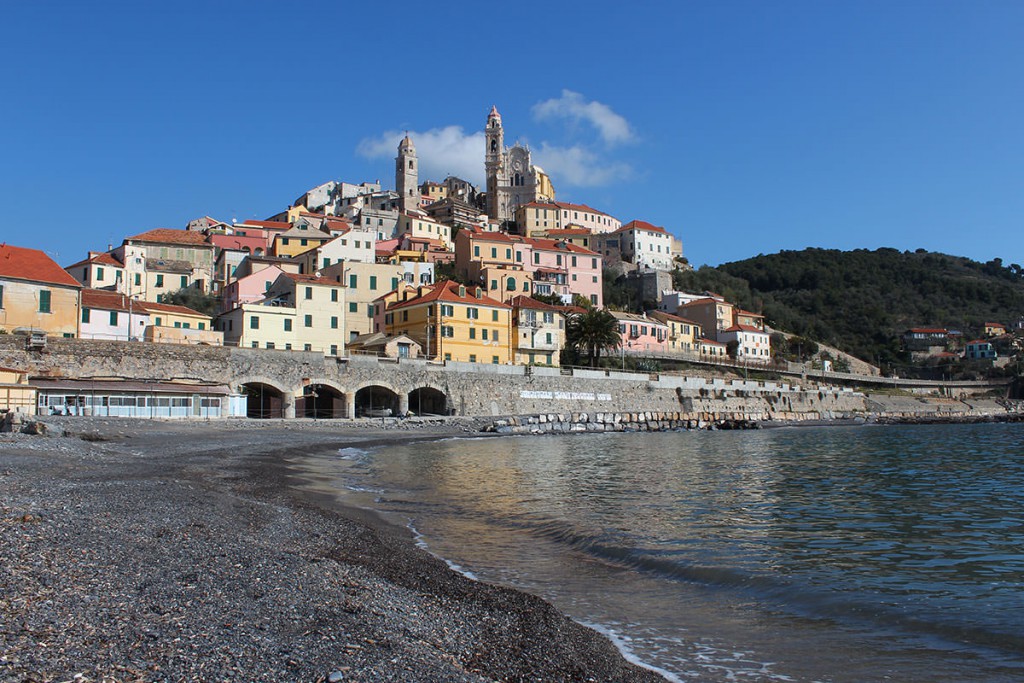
xmin=1 ymin=106 xmax=1019 ymax=388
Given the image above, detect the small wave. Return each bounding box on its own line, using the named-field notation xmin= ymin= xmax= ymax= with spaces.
xmin=408 ymin=520 xmax=480 ymax=580
xmin=337 ymin=447 xmax=370 ymax=459
xmin=582 ymin=621 xmax=686 ymax=683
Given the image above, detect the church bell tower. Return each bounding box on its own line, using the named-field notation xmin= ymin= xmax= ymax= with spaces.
xmin=396 ymin=134 xmax=418 ymax=213
xmin=485 ymin=106 xmax=507 ymax=221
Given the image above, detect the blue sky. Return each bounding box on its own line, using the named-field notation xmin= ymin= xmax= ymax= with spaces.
xmin=3 ymin=1 xmax=1021 ymax=269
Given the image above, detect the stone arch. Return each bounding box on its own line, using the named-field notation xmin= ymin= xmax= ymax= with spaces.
xmin=297 ymin=377 xmax=348 ymax=419
xmin=407 ymin=384 xmax=451 ymax=416
xmin=353 ymin=382 xmax=401 ymax=418
xmin=236 ymin=376 xmax=289 ymax=419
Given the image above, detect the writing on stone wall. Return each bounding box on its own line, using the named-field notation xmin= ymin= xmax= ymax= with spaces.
xmin=520 ymin=390 xmax=613 ymax=401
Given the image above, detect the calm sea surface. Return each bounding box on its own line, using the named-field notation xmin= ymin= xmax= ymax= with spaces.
xmin=287 ymin=423 xmax=1024 ymax=682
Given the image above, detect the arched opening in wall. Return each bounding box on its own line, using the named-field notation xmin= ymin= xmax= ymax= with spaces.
xmin=298 ymin=384 xmax=346 ymax=419
xmin=354 ymin=385 xmax=400 ymax=418
xmin=242 ymin=382 xmax=284 ymax=419
xmin=407 ymin=387 xmax=449 ymax=416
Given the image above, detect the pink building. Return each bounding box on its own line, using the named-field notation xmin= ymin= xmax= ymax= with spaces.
xmin=525 ymin=238 xmax=603 ymax=307
xmin=219 ymin=266 xmax=287 ymax=313
xmin=610 ymin=311 xmax=669 ymax=354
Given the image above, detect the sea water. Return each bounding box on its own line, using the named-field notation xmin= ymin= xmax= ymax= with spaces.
xmin=287 ymin=423 xmax=1024 ymax=682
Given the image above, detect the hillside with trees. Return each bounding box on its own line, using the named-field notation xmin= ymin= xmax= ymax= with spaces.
xmin=666 ymin=248 xmax=1024 ymax=365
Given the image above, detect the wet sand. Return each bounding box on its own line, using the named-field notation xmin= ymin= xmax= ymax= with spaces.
xmin=0 ymin=417 xmax=665 ymax=682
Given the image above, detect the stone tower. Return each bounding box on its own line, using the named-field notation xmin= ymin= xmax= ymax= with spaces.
xmin=484 ymin=106 xmax=508 ymax=222
xmin=396 ymin=134 xmax=418 ymax=213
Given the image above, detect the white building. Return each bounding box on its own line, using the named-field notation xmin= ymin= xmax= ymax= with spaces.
xmin=718 ymin=324 xmax=772 ymax=364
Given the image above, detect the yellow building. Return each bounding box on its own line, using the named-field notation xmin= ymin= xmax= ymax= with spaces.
xmin=216 ymin=272 xmax=346 ymax=356
xmin=142 ymin=301 xmax=222 ymax=345
xmin=272 ymin=225 xmax=334 ymax=258
xmin=480 ymin=265 xmax=533 ymax=302
xmin=320 ymin=260 xmax=407 ymax=342
xmin=454 ymin=227 xmax=521 ymax=281
xmin=0 ymin=366 xmax=37 ymax=414
xmin=510 ymin=295 xmax=565 ymax=366
xmin=384 ymin=280 xmax=512 ymax=363
xmin=397 ymin=214 xmax=452 ymax=249
xmin=0 ymin=244 xmax=82 ymax=337
xmin=649 ymin=311 xmax=703 ymax=354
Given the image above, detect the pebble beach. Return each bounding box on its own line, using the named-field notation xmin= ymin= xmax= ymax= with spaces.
xmin=0 ymin=418 xmax=665 ymax=683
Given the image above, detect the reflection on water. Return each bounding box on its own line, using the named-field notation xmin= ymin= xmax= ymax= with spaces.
xmin=288 ymin=424 xmax=1024 ymax=682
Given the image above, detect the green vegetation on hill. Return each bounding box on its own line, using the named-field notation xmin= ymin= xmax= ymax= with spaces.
xmin=668 ymin=248 xmax=1024 ymax=364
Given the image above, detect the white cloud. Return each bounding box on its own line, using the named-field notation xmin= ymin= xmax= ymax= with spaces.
xmin=356 ymin=126 xmax=485 ymax=185
xmin=534 ymin=143 xmax=634 ymax=187
xmin=532 ymin=90 xmax=635 ymax=146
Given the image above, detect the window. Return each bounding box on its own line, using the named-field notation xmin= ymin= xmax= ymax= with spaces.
xmin=331 ymin=316 xmax=338 ymax=329
xmin=266 ymin=342 xmax=275 ymax=349
xmin=134 ymin=273 xmax=141 ymax=286
xmin=441 ymin=304 xmax=453 ymax=317
xmin=490 ymin=279 xmax=497 ymax=290
xmin=493 ymin=329 xmax=500 ymax=342
xmin=252 ymin=341 xmax=258 ymax=348
xmin=109 ymin=311 xmax=118 ymax=326
xmin=369 ymin=276 xmax=377 ymax=290
xmin=174 ymin=321 xmax=182 ymax=328
xmin=474 ymin=245 xmax=480 ymax=257
xmin=505 ymin=248 xmax=511 ymax=259
xmin=300 ymin=238 xmax=308 ymax=247
xmin=97 ymin=266 xmax=104 ymax=281
xmin=305 ymin=286 xmax=313 ymax=300
xmin=482 ymin=329 xmax=488 ymax=340
xmin=38 ymin=290 xmax=51 ymax=313
xmin=82 ymin=308 xmax=90 ymax=323
xmin=492 ymin=356 xmax=499 ymax=364
xmin=441 ymin=326 xmax=454 ymax=338
xmin=331 ymin=289 xmax=338 ymax=302
xmin=304 ymin=315 xmax=313 ymax=328
xmin=250 ymin=316 xmax=259 ymax=329
xmin=155 ymin=274 xmax=164 ymax=288
xmin=402 ymin=310 xmax=408 ymax=322
xmin=467 ymin=307 xmax=479 ymax=319
xmin=444 ymin=353 xmax=451 ymax=361
xmin=546 ymin=332 xmax=552 ymax=344
xmin=198 ymin=322 xmax=205 ymax=330
xmin=516 ymin=251 xmax=522 ymax=262
xmin=571 ymin=256 xmax=577 ymax=267
xmin=507 ymin=276 xmax=515 ymax=290
xmin=469 ymin=354 xmax=477 ymax=363
xmin=155 ymin=317 xmax=162 ymax=326
xmin=490 ymin=247 xmax=497 ymax=258
xmin=284 ymin=318 xmax=292 ymax=332
xmin=330 ymin=344 xmax=338 ymax=356
xmin=391 ymin=277 xmax=399 ymax=290
xmin=469 ymin=328 xmax=476 ymax=339
xmin=349 ymin=302 xmax=358 ymax=313
xmin=304 ymin=344 xmax=312 ymax=352
xmin=180 ymin=275 xmax=188 ymax=288
xmin=349 ymin=274 xmax=357 ymax=288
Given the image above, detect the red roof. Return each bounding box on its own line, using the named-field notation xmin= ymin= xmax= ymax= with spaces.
xmin=617 ymin=219 xmax=667 ymax=234
xmin=65 ymin=252 xmax=124 ymax=269
xmin=80 ymin=289 xmax=137 ymax=312
xmin=985 ymin=322 xmax=1006 ymax=328
xmin=679 ymin=297 xmax=723 ymax=308
xmin=0 ymin=244 xmax=82 ymax=288
xmin=723 ymin=324 xmax=768 ymax=334
xmin=545 ymin=228 xmax=592 ymax=236
xmin=908 ymin=328 xmax=948 ymax=334
xmin=140 ymin=301 xmax=209 ymax=318
xmin=283 ymin=272 xmax=342 ymax=285
xmin=127 ymin=229 xmax=212 ymax=246
xmin=551 ymin=201 xmax=613 ymax=217
xmin=701 ymin=338 xmax=727 ymax=347
xmin=389 ymin=280 xmax=510 ymax=311
xmin=527 ymin=237 xmax=598 ymax=255
xmin=238 ymin=220 xmax=291 ymax=230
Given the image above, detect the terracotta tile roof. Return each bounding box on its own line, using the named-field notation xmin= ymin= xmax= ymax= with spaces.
xmin=126 ymin=229 xmax=212 ymax=246
xmin=65 ymin=252 xmax=124 ymax=270
xmin=80 ymin=288 xmax=137 ymax=312
xmin=617 ymin=219 xmax=667 ymax=234
xmin=650 ymin=311 xmax=699 ymax=325
xmin=679 ymin=297 xmax=726 ymax=308
xmin=238 ymin=220 xmax=291 ymax=230
xmin=140 ymin=301 xmax=210 ymax=318
xmin=283 ymin=272 xmax=342 ymax=285
xmin=908 ymin=327 xmax=948 ymax=334
xmin=735 ymin=309 xmax=764 ymax=318
xmin=544 ymin=228 xmax=592 ymax=236
xmin=985 ymin=322 xmax=1006 ymax=327
xmin=723 ymin=324 xmax=768 ymax=334
xmin=389 ymin=280 xmax=509 ymax=311
xmin=701 ymin=338 xmax=727 ymax=346
xmin=551 ymin=201 xmax=613 ymax=217
xmin=966 ymin=339 xmax=992 ymax=346
xmin=527 ymin=237 xmax=598 ymax=255
xmin=0 ymin=244 xmax=82 ymax=288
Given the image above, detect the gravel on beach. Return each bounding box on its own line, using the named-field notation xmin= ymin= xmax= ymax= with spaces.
xmin=0 ymin=418 xmax=666 ymax=683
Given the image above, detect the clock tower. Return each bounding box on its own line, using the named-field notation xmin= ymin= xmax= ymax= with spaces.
xmin=396 ymin=134 xmax=418 ymax=213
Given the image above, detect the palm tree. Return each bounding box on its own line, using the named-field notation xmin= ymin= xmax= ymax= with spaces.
xmin=566 ymin=308 xmax=621 ymax=367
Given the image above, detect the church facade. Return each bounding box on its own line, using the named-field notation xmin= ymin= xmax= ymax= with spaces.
xmin=484 ymin=106 xmax=554 ymax=226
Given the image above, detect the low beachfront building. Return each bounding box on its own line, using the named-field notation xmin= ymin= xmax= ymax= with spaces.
xmin=79 ymin=289 xmax=149 ymax=341
xmin=610 ymin=311 xmax=669 ymax=354
xmin=649 ymin=311 xmax=702 ymax=354
xmin=143 ymin=301 xmax=221 ymax=345
xmin=0 ymin=244 xmax=82 ymax=337
xmin=719 ymin=324 xmax=772 ymax=364
xmin=510 ymin=295 xmax=565 ymax=366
